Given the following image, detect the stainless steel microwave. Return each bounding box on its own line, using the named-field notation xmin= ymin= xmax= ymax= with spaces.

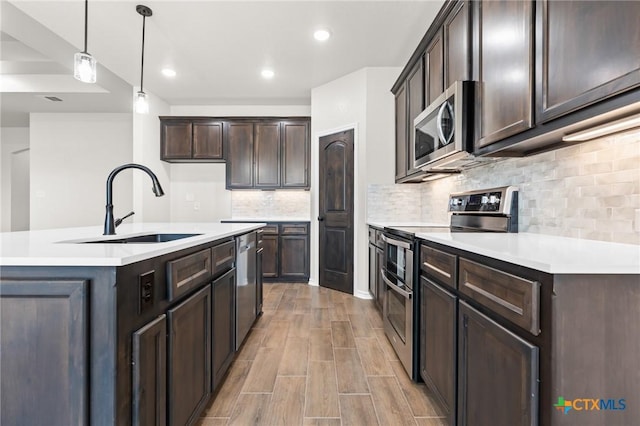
xmin=413 ymin=81 xmax=476 ymax=172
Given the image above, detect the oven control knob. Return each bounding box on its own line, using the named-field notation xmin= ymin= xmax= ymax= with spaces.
xmin=451 ymin=198 xmax=462 ymax=206
xmin=489 ymin=195 xmax=500 ymax=204
xmin=481 ymin=195 xmax=489 ymax=204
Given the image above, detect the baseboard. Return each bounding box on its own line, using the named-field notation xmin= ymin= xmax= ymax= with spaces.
xmin=354 ymin=289 xmax=373 ymax=300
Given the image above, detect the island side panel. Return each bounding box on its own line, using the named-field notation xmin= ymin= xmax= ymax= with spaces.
xmin=0 ymin=265 xmax=118 ymax=426
xmin=551 ymin=274 xmax=640 ymax=425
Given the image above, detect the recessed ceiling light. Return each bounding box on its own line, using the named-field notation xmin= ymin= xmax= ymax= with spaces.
xmin=314 ymin=29 xmax=331 ymax=42
xmin=162 ymin=68 xmax=176 ymax=78
xmin=261 ymin=69 xmax=275 ymax=79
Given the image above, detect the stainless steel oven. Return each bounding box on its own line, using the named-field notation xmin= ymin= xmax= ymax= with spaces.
xmin=381 ymin=232 xmax=415 ymax=378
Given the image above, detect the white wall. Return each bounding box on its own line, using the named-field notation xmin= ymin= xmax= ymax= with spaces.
xmin=29 ymin=113 xmax=133 ymax=230
xmin=0 ymin=127 xmax=30 ymax=231
xmin=133 ymin=89 xmax=171 ymax=223
xmin=311 ymin=67 xmax=399 ymax=297
xmin=11 ymin=149 xmax=30 ymax=231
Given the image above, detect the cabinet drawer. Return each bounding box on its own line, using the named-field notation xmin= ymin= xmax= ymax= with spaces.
xmin=421 ymin=245 xmax=457 ymax=288
xmin=167 ymin=248 xmax=212 ymax=301
xmin=211 ymin=240 xmax=235 ymax=277
xmin=281 ymin=223 xmax=309 ymax=235
xmin=459 ymin=258 xmax=540 ymax=336
xmin=262 ymin=224 xmax=279 ymax=235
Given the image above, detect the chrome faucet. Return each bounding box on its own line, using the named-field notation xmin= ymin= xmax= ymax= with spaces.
xmin=103 ymin=163 xmax=165 ymax=235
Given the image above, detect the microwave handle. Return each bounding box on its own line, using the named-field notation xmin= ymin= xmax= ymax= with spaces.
xmin=436 ymin=101 xmax=455 ymax=145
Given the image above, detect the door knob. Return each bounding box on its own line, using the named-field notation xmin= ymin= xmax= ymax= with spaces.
xmin=317 ymin=216 xmax=325 ymax=222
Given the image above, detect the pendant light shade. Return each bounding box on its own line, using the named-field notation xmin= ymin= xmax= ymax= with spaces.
xmin=135 ymin=5 xmax=152 ymax=114
xmin=74 ymin=0 xmax=96 ymax=83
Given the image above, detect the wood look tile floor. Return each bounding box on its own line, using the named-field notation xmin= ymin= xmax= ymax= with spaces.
xmin=198 ymin=283 xmax=447 ymax=426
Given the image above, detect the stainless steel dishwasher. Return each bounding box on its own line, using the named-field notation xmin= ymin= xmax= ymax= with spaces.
xmin=235 ymin=231 xmax=257 ymax=349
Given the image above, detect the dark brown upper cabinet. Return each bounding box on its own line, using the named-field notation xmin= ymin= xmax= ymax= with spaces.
xmin=536 ymin=0 xmax=640 ymax=123
xmin=425 ymin=30 xmax=444 ymax=106
xmin=225 ymin=121 xmax=255 ymax=188
xmin=394 ymin=84 xmax=408 ymax=182
xmin=407 ymin=60 xmax=425 ymax=177
xmin=474 ymin=0 xmax=535 ymax=149
xmin=161 ymin=118 xmax=224 ymax=162
xmin=254 ymin=122 xmax=281 ymax=188
xmin=444 ymin=0 xmax=470 ymax=86
xmin=281 ymin=120 xmax=310 ymax=188
xmin=225 ymin=118 xmax=310 ymax=190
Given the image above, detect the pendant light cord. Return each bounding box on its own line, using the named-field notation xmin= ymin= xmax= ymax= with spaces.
xmin=140 ymin=14 xmax=146 ymax=92
xmin=83 ymin=0 xmax=88 ymax=53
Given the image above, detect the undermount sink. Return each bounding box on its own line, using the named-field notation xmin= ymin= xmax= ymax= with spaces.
xmin=76 ymin=233 xmax=202 ymax=244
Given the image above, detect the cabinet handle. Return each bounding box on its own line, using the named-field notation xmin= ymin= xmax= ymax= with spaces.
xmin=463 ymin=281 xmax=524 ymax=316
xmin=423 ymin=261 xmax=451 ymax=278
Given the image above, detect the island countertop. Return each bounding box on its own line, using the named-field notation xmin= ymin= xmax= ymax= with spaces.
xmin=0 ymin=222 xmax=265 ymax=267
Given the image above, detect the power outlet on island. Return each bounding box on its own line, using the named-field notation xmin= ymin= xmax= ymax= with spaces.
xmin=138 ymin=270 xmax=155 ymax=314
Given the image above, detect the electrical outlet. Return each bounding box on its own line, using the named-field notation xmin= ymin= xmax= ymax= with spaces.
xmin=139 ymin=270 xmax=155 ymax=314
xmin=193 ymin=201 xmax=201 ymax=211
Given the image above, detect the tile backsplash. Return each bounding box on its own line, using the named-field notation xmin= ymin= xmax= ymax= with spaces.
xmin=369 ymin=128 xmax=640 ymax=244
xmin=231 ymin=190 xmax=311 ymax=219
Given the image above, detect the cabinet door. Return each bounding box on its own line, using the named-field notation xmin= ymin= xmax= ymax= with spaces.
xmin=212 ymin=269 xmax=235 ymax=390
xmin=425 ymin=29 xmax=444 ymax=106
xmin=368 ymin=243 xmax=377 ymax=300
xmin=407 ymin=59 xmax=424 ymax=176
xmin=161 ymin=120 xmax=192 ymax=160
xmin=168 ymin=285 xmax=212 ymax=426
xmin=262 ymin=234 xmax=279 ymax=278
xmin=132 ymin=315 xmax=167 ymax=426
xmin=193 ymin=121 xmax=223 ymax=159
xmin=444 ymin=1 xmax=470 ymax=87
xmin=254 ymin=122 xmax=281 ymax=188
xmin=395 ymin=85 xmax=408 ymax=182
xmin=256 ymin=249 xmax=263 ymax=314
xmin=537 ymin=0 xmax=640 ymax=122
xmin=475 ymin=0 xmax=534 ymax=148
xmin=0 ymin=279 xmax=88 ymax=426
xmin=458 ymin=301 xmax=538 ymax=426
xmin=226 ymin=122 xmax=254 ymax=188
xmin=375 ymin=247 xmax=385 ymax=311
xmin=281 ymin=120 xmax=310 ymax=188
xmin=280 ymin=234 xmax=310 ymax=280
xmin=421 ymin=277 xmax=456 ymax=425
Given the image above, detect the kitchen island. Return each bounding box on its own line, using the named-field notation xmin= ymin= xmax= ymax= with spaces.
xmin=0 ymin=222 xmax=264 ymax=426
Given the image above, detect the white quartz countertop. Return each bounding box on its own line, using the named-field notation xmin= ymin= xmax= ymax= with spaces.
xmin=224 ymin=217 xmax=311 ymax=222
xmin=0 ymin=222 xmax=265 ymax=267
xmin=367 ymin=221 xmax=449 ymax=229
xmin=415 ymin=231 xmax=640 ymax=275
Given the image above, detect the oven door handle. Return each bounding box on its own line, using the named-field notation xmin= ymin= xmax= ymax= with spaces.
xmin=381 ymin=234 xmax=411 ymax=250
xmin=381 ymin=270 xmax=412 ymax=300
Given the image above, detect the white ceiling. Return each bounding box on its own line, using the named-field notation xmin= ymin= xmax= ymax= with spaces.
xmin=1 ymin=0 xmax=444 ymax=126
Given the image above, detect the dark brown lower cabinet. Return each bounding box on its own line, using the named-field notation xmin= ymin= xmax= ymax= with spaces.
xmin=168 ymin=285 xmax=212 ymax=426
xmin=0 ymin=279 xmax=88 ymax=426
xmin=280 ymin=233 xmax=309 ymax=280
xmin=132 ymin=315 xmax=167 ymax=426
xmin=457 ymin=301 xmax=538 ymax=426
xmin=368 ymin=242 xmax=377 ymax=301
xmin=212 ymin=269 xmax=236 ymax=390
xmin=261 ymin=232 xmax=279 ymax=278
xmin=420 ymin=277 xmax=456 ymax=426
xmin=375 ymin=247 xmax=385 ymax=310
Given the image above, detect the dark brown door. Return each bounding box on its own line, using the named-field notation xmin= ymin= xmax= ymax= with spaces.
xmin=161 ymin=120 xmax=192 ymax=160
xmin=281 ymin=120 xmax=310 ymax=188
xmin=212 ymin=269 xmax=235 ymax=390
xmin=318 ymin=129 xmax=354 ymax=294
xmin=425 ymin=29 xmax=444 ymax=105
xmin=457 ymin=301 xmax=538 ymax=426
xmin=394 ymin=85 xmax=408 ymax=182
xmin=225 ymin=122 xmax=254 ymax=188
xmin=444 ymin=0 xmax=470 ymax=87
xmin=254 ymin=122 xmax=281 ymax=188
xmin=168 ymin=285 xmax=212 ymax=426
xmin=475 ymin=0 xmax=534 ymax=148
xmin=406 ymin=59 xmax=424 ymax=176
xmin=193 ymin=121 xmax=223 ymax=159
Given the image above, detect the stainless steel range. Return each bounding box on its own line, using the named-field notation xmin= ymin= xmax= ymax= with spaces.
xmin=381 ymin=186 xmax=519 ymax=380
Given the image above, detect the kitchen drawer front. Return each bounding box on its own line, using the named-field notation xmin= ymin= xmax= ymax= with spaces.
xmin=167 ymin=248 xmax=212 ymax=301
xmin=421 ymin=245 xmax=457 ymax=289
xmin=262 ymin=224 xmax=279 ymax=235
xmin=211 ymin=240 xmax=235 ymax=277
xmin=281 ymin=223 xmax=309 ymax=235
xmin=459 ymin=258 xmax=540 ymax=336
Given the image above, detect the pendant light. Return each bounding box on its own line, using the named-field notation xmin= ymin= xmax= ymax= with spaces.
xmin=134 ymin=5 xmax=153 ymax=114
xmin=73 ymin=0 xmax=97 ymax=83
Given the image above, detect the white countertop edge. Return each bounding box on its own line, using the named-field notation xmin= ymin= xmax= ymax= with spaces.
xmin=225 ymin=217 xmax=311 ymax=222
xmin=367 ymin=221 xmax=449 ymax=229
xmin=416 ymin=232 xmax=640 ymax=275
xmin=0 ymin=223 xmax=266 ymax=267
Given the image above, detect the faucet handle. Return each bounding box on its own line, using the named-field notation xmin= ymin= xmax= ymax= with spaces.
xmin=114 ymin=211 xmax=135 ymax=227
